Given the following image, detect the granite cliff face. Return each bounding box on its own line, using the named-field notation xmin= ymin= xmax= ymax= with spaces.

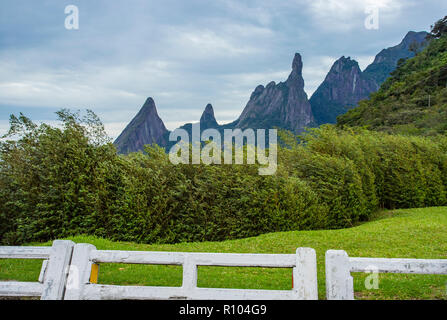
xmin=233 ymin=53 xmax=314 ymax=133
xmin=310 ymin=57 xmax=378 ymax=124
xmin=114 ymin=97 xmax=169 ymax=154
xmin=310 ymin=31 xmax=428 ymax=125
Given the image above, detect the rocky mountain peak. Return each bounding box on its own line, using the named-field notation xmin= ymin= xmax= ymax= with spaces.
xmin=200 ymin=103 xmax=218 ymax=129
xmin=401 ymin=31 xmax=428 ymax=46
xmin=363 ymin=31 xmax=428 ymax=85
xmin=114 ymin=31 xmax=429 ymax=152
xmin=287 ymin=53 xmax=304 ymax=83
xmin=292 ymin=53 xmax=303 ymax=73
xmin=114 ymin=97 xmax=169 ymax=154
xmin=140 ymin=97 xmax=159 ymax=116
xmin=234 ymin=53 xmax=314 ymax=132
xmin=310 ymin=56 xmax=377 ymax=125
xmin=310 ymin=30 xmax=429 ymax=125
xmin=333 ymin=56 xmax=359 ymax=69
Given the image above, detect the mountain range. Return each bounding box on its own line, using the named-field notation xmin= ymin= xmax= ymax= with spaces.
xmin=114 ymin=31 xmax=428 ymax=153
xmin=337 ymin=32 xmax=447 ymax=135
xmin=310 ymin=31 xmax=429 ymax=124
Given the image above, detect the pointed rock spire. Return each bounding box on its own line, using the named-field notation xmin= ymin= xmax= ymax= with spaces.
xmin=114 ymin=97 xmax=169 ymax=154
xmin=292 ymin=53 xmax=303 ymax=74
xmin=200 ymin=103 xmax=218 ymax=129
xmin=287 ymin=53 xmax=304 ymax=83
xmin=234 ymin=52 xmax=314 ymax=133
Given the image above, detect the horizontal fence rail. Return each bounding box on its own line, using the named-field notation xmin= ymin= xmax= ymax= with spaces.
xmin=64 ymin=244 xmax=318 ymax=300
xmin=0 ymin=246 xmax=52 ymax=260
xmin=349 ymin=257 xmax=447 ymax=274
xmin=325 ymin=250 xmax=447 ymax=300
xmin=90 ymin=250 xmax=298 ymax=267
xmin=4 ymin=240 xmax=445 ymax=300
xmin=0 ymin=240 xmax=74 ymax=300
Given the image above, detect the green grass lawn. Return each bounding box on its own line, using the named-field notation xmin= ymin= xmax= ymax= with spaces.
xmin=1 ymin=207 xmax=447 ymax=300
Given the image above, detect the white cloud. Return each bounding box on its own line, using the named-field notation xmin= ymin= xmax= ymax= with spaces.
xmin=1 ymin=0 xmax=440 ymax=142
xmin=305 ymin=0 xmax=410 ymax=32
xmin=164 ymin=23 xmax=273 ymax=60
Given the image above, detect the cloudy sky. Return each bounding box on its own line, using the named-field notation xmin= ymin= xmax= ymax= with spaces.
xmin=1 ymin=0 xmax=446 ymax=139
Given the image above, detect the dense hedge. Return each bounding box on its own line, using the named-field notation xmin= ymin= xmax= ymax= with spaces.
xmin=1 ymin=112 xmax=447 ymax=245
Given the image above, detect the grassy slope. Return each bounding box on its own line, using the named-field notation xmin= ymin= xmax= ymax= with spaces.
xmin=1 ymin=207 xmax=447 ymax=300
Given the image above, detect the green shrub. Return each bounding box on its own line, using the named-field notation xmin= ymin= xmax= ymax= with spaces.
xmin=1 ymin=112 xmax=446 ymax=245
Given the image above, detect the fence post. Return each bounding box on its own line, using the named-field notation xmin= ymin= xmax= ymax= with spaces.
xmin=293 ymin=248 xmax=318 ymax=300
xmin=325 ymin=250 xmax=354 ymax=300
xmin=182 ymin=255 xmax=197 ymax=292
xmin=64 ymin=243 xmax=96 ymax=300
xmin=40 ymin=240 xmax=74 ymax=300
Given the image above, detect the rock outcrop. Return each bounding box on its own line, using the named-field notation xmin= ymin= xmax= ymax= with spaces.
xmin=233 ymin=53 xmax=314 ymax=133
xmin=310 ymin=31 xmax=429 ymax=125
xmin=114 ymin=97 xmax=169 ymax=154
xmin=363 ymin=31 xmax=429 ymax=85
xmin=200 ymin=103 xmax=219 ymax=129
xmin=114 ymin=31 xmax=430 ymax=152
xmin=310 ymin=56 xmax=378 ymax=124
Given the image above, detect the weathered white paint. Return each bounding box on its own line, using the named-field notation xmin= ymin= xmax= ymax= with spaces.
xmin=325 ymin=250 xmax=354 ymax=300
xmin=182 ymin=255 xmax=197 ymax=290
xmin=349 ymin=257 xmax=447 ymax=274
xmin=64 ymin=243 xmax=96 ymax=300
xmin=81 ymin=284 xmax=300 ymax=300
xmin=0 ymin=282 xmax=44 ymax=297
xmin=326 ymin=250 xmax=447 ymax=300
xmin=40 ymin=240 xmax=75 ymax=300
xmin=90 ymin=250 xmax=298 ymax=267
xmin=38 ymin=260 xmax=49 ymax=283
xmin=66 ymin=245 xmax=318 ymax=300
xmin=0 ymin=240 xmax=74 ymax=300
xmin=0 ymin=246 xmax=51 ymax=259
xmin=294 ymin=247 xmax=318 ymax=300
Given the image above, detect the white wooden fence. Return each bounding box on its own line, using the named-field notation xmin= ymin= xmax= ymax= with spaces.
xmin=2 ymin=241 xmax=447 ymax=300
xmin=325 ymin=250 xmax=447 ymax=300
xmin=64 ymin=244 xmax=318 ymax=300
xmin=0 ymin=240 xmax=74 ymax=300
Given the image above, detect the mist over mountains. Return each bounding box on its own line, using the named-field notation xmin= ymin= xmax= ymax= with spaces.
xmin=114 ymin=31 xmax=428 ymax=154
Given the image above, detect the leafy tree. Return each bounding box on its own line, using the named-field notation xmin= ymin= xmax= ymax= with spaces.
xmin=1 ymin=111 xmax=447 ymax=245
xmin=427 ymin=15 xmax=447 ymax=39
xmin=0 ymin=110 xmax=119 ymax=244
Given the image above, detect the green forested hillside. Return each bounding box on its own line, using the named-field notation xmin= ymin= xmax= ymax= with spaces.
xmin=2 ymin=110 xmax=447 ymax=245
xmin=337 ymin=32 xmax=447 ymax=135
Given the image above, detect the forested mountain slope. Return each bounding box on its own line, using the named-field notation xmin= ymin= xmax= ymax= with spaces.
xmin=337 ymin=34 xmax=447 ymax=135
